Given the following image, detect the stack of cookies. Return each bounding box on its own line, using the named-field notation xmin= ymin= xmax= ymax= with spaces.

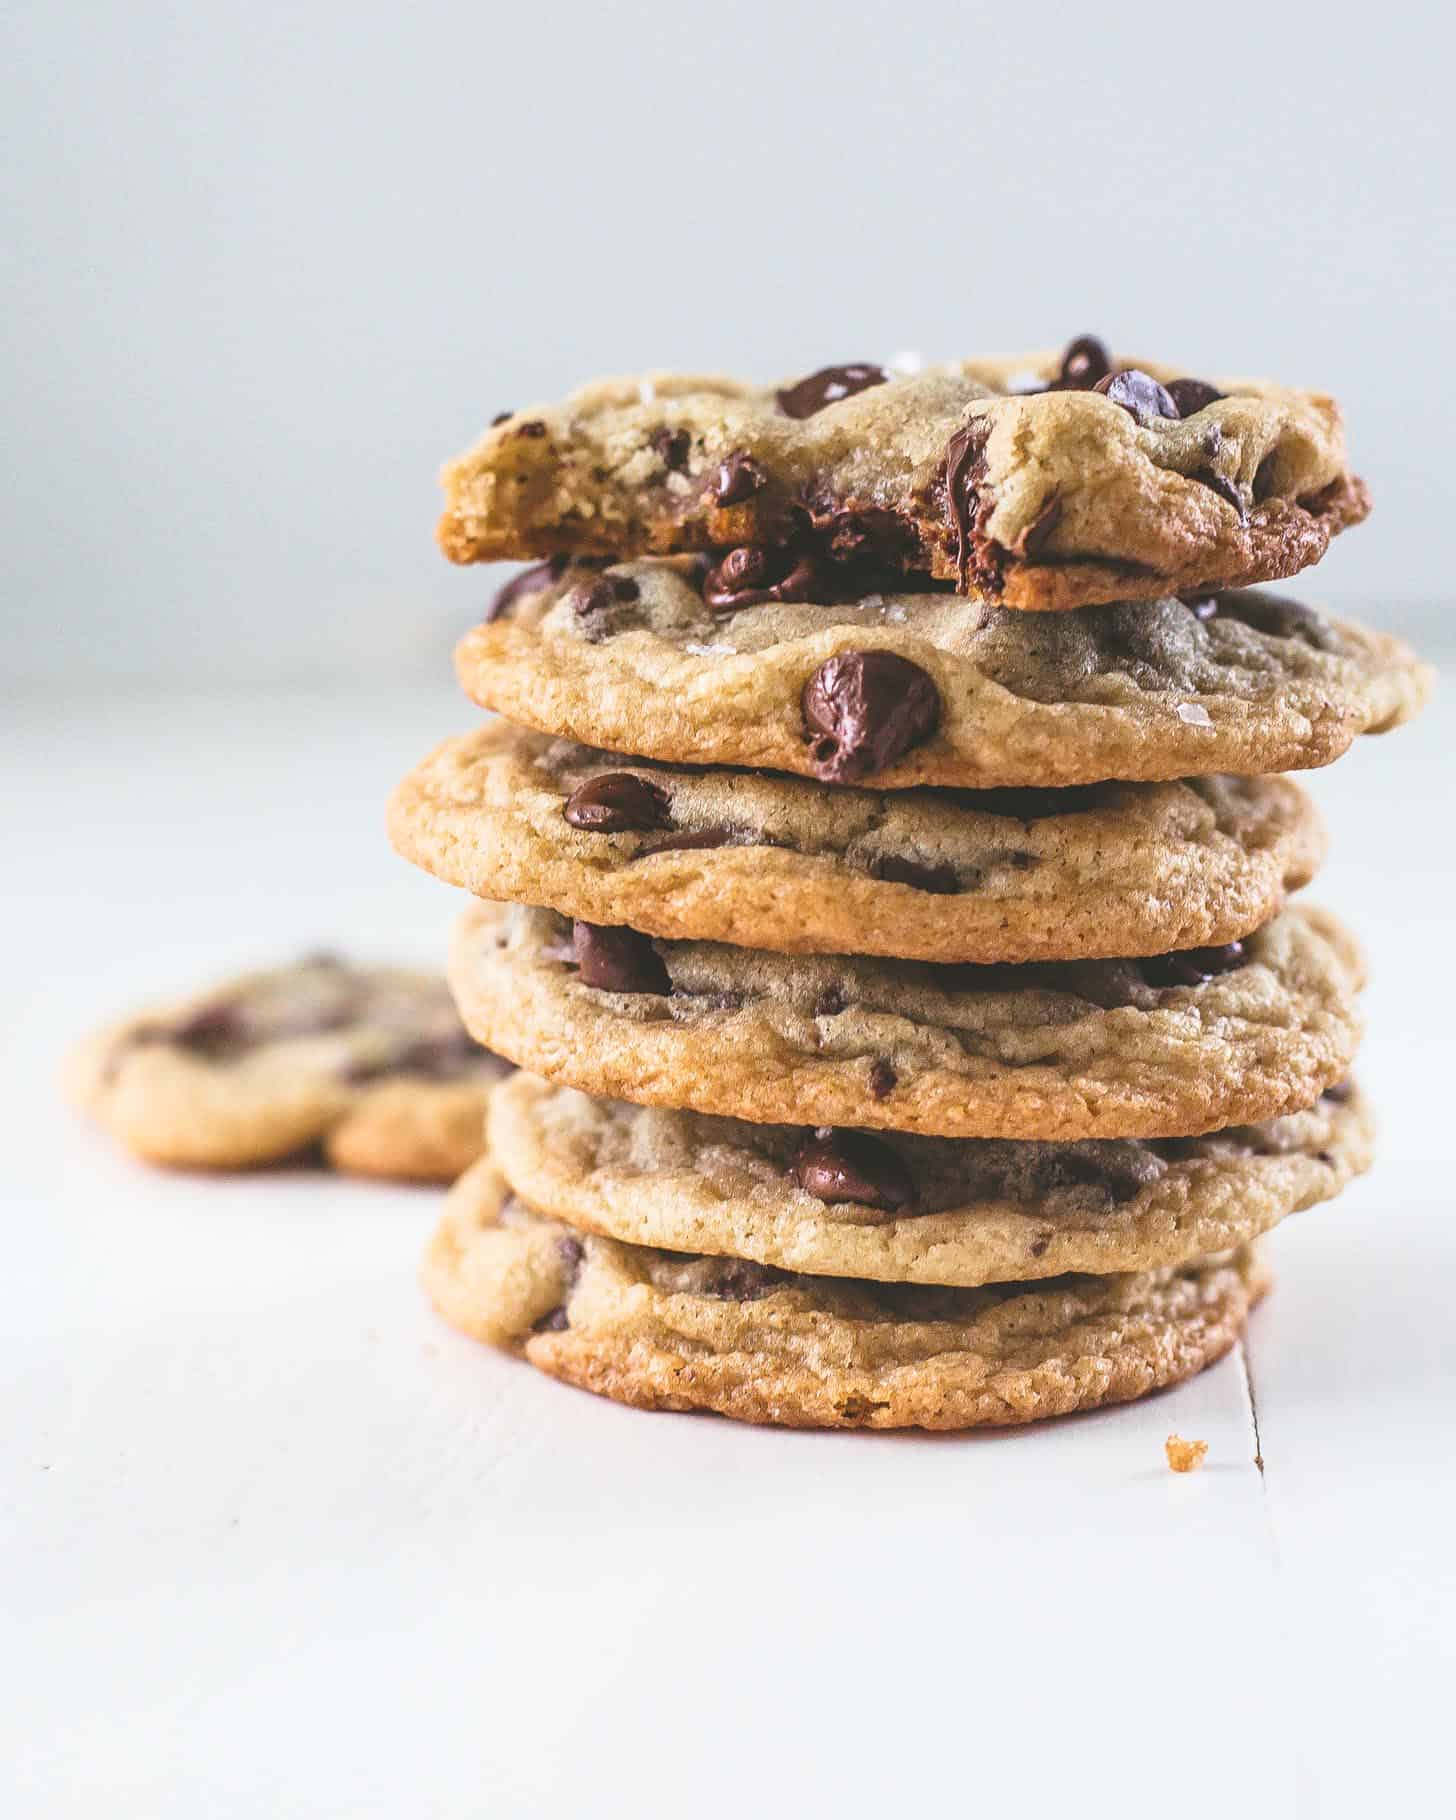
xmin=391 ymin=339 xmax=1431 ymax=1430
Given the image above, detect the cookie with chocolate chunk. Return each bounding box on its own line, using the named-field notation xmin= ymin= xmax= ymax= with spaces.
xmin=66 ymin=955 xmax=512 ymax=1181
xmin=455 ymin=564 xmax=1430 ymax=790
xmin=423 ymin=1159 xmax=1271 ymax=1429
xmin=489 ymin=1073 xmax=1372 ymax=1286
xmin=438 ymin=342 xmax=1366 ymax=610
xmin=448 ymin=902 xmax=1363 ymax=1140
xmin=389 ymin=721 xmax=1325 ymax=963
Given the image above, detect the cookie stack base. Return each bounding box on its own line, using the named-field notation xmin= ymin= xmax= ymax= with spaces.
xmin=425 ymin=1158 xmax=1271 ymax=1431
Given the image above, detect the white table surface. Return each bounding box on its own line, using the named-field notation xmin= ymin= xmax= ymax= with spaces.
xmin=4 ymin=681 xmax=1453 ymax=1819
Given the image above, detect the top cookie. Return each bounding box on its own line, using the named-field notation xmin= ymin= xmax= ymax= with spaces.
xmin=438 ymin=339 xmax=1366 ymax=610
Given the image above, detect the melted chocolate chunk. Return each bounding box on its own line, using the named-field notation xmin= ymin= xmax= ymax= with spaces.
xmin=714 ymin=452 xmax=767 ymax=506
xmin=942 ymin=423 xmax=996 ymax=590
xmin=571 ymin=921 xmax=670 ymax=994
xmin=801 ymin=651 xmax=941 ymax=783
xmin=703 ymin=545 xmax=835 ymax=612
xmin=650 ymin=426 xmax=691 ymax=472
xmin=869 ymin=854 xmax=960 ymax=894
xmin=531 ymin=1306 xmax=570 ymax=1333
xmin=1037 ymin=1145 xmax=1164 ymax=1206
xmin=792 ymin=1127 xmax=915 ymax=1214
xmin=868 ymin=1058 xmax=898 ymax=1100
xmin=776 ymin=363 xmax=888 ymax=420
xmin=1193 ymin=470 xmax=1247 ymax=519
xmin=813 ymin=505 xmax=923 ymax=569
xmin=563 ymin=772 xmax=672 ymax=834
xmin=1140 ymin=941 xmax=1246 ymax=989
xmin=1054 ymin=335 xmax=1114 ymax=391
xmin=567 ymin=572 xmax=643 ymax=642
xmin=815 ymin=986 xmax=847 ymax=1018
xmin=1166 ymin=377 xmax=1224 ymax=418
xmin=558 ymin=1234 xmax=585 ymax=1272
xmin=485 ymin=557 xmax=568 ymax=624
xmin=1094 ymin=369 xmax=1180 ymax=427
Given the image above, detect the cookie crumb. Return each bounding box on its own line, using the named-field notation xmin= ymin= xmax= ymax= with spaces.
xmin=1165 ymin=1434 xmax=1208 ymax=1473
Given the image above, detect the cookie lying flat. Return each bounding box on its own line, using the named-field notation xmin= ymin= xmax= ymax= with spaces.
xmin=424 ymin=1160 xmax=1270 ymax=1429
xmin=448 ymin=903 xmax=1363 ymax=1140
xmin=67 ymin=955 xmax=512 ymax=1182
xmin=490 ymin=1074 xmax=1371 ymax=1287
xmin=390 ymin=723 xmax=1324 ymax=963
xmin=438 ymin=341 xmax=1364 ymax=610
xmin=456 ymin=566 xmax=1429 ymax=790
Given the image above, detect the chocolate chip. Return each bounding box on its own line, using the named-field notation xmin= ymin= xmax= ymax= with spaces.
xmin=571 ymin=921 xmax=670 ymax=994
xmin=1166 ymin=378 xmax=1224 ymax=418
xmin=1056 ymin=336 xmax=1114 ymax=390
xmin=713 ymin=452 xmax=767 ymax=506
xmin=1094 ymin=369 xmax=1180 ymax=427
xmin=1193 ymin=470 xmax=1247 ymax=520
xmin=869 ymin=1059 xmax=898 ymax=1100
xmin=1029 ymin=1233 xmax=1052 ymax=1258
xmin=1321 ymin=1079 xmax=1353 ymax=1104
xmin=869 ymin=855 xmax=960 ymax=894
xmin=1013 ymin=492 xmax=1063 ymax=558
xmin=515 ymin=420 xmax=548 ymax=438
xmin=775 ymin=363 xmax=888 ymax=419
xmin=569 ymin=574 xmax=640 ymax=618
xmin=490 ymin=410 xmax=514 ymax=427
xmin=558 ymin=1235 xmax=585 ymax=1272
xmin=801 ymin=650 xmax=940 ymax=783
xmin=169 ymin=1001 xmax=248 ymax=1060
xmin=1140 ymin=941 xmax=1246 ymax=989
xmin=485 ymin=557 xmax=568 ymax=624
xmin=815 ymin=986 xmax=847 ymax=1018
xmin=563 ymin=772 xmax=672 ymax=834
xmin=792 ymin=1127 xmax=914 ymax=1214
xmin=531 ymin=1306 xmax=570 ymax=1333
xmin=702 ymin=545 xmax=835 ymax=612
xmin=705 ymin=1258 xmax=789 ymax=1302
xmin=650 ymin=427 xmax=691 ymax=472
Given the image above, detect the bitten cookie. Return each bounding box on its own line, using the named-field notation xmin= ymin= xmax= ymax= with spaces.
xmin=390 ymin=722 xmax=1325 ymax=963
xmin=424 ymin=1160 xmax=1271 ymax=1429
xmin=490 ymin=1074 xmax=1371 ymax=1286
xmin=456 ymin=567 xmax=1430 ymax=790
xmin=438 ymin=339 xmax=1364 ymax=610
xmin=66 ymin=954 xmax=512 ymax=1182
xmin=448 ymin=903 xmax=1364 ymax=1140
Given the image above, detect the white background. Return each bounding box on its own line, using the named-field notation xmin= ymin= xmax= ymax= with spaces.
xmin=4 ymin=4 xmax=1454 ymax=1815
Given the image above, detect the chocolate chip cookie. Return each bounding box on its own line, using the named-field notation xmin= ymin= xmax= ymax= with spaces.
xmin=438 ymin=340 xmax=1365 ymax=610
xmin=456 ymin=565 xmax=1430 ymax=789
xmin=448 ymin=902 xmax=1363 ymax=1140
xmin=67 ymin=954 xmax=512 ymax=1181
xmin=489 ymin=1074 xmax=1371 ymax=1286
xmin=391 ymin=723 xmax=1325 ymax=963
xmin=424 ymin=1159 xmax=1271 ymax=1428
